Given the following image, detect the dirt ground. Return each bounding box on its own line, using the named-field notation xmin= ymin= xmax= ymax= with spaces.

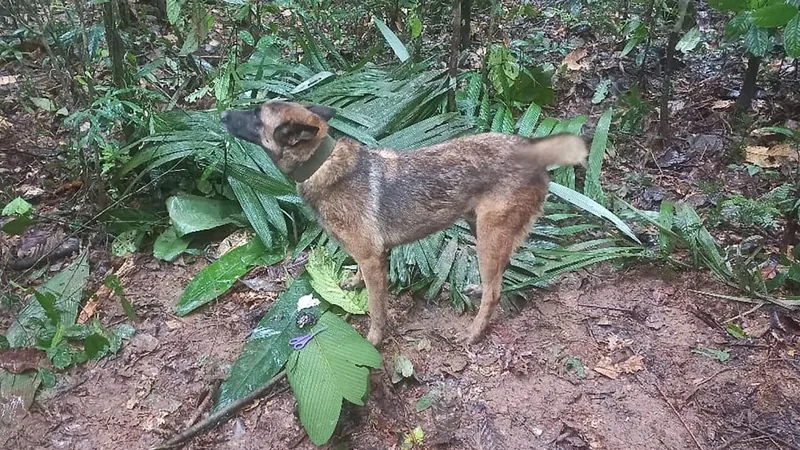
xmin=3 ymin=254 xmax=799 ymax=450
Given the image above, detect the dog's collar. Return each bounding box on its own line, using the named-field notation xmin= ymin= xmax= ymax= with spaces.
xmin=289 ymin=135 xmax=336 ymax=183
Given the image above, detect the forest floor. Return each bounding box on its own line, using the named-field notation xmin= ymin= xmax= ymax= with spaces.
xmin=2 ymin=0 xmax=800 ymax=448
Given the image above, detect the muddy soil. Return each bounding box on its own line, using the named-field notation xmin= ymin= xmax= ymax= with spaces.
xmin=4 ymin=255 xmax=799 ymax=450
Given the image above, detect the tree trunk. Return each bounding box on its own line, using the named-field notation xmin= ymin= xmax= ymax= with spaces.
xmin=460 ymin=0 xmax=471 ymax=50
xmin=447 ymin=0 xmax=461 ymax=112
xmin=103 ymin=0 xmax=126 ymax=90
xmin=735 ymin=54 xmax=761 ymax=113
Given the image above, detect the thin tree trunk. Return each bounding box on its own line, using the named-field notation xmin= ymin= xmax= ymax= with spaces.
xmin=735 ymin=54 xmax=761 ymax=113
xmin=637 ymin=0 xmax=658 ymax=91
xmin=659 ymin=0 xmax=689 ymax=143
xmin=460 ymin=0 xmax=471 ymax=50
xmin=447 ymin=0 xmax=461 ymax=112
xmin=103 ymin=0 xmax=126 ymax=90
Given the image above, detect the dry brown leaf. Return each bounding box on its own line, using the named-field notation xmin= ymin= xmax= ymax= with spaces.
xmin=711 ymin=99 xmax=734 ymax=110
xmin=606 ymin=334 xmax=633 ymax=352
xmin=79 ymin=256 xmax=136 ymax=323
xmin=562 ymin=47 xmax=588 ymax=71
xmin=593 ymin=356 xmax=620 ymax=379
xmin=594 ymin=355 xmax=645 ymax=379
xmin=213 ymin=229 xmax=253 ymax=259
xmin=745 ymin=144 xmax=798 ymax=168
xmin=0 ymin=75 xmax=18 ymax=86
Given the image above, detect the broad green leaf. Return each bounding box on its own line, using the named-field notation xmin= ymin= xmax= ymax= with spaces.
xmin=174 ymin=236 xmax=286 ymax=316
xmin=416 ymin=390 xmax=441 ymax=411
xmin=0 ymin=371 xmax=41 ymax=436
xmin=2 ymin=197 xmax=33 ymax=216
xmin=286 ymin=311 xmax=382 ymax=446
xmin=426 ymin=235 xmax=458 ymax=299
xmin=658 ymin=201 xmax=675 ymax=256
xmin=215 ymin=275 xmax=326 ymax=411
xmin=691 ymin=346 xmax=730 ymax=362
xmin=1 ymin=216 xmax=37 ymax=235
xmin=104 ymin=274 xmax=136 ymax=320
xmin=166 ymin=0 xmax=182 ymax=24
xmin=726 ymin=11 xmax=753 ymax=37
xmin=549 ymin=182 xmax=641 ymax=243
xmin=392 ymin=353 xmax=415 ymax=383
xmin=83 ymin=333 xmax=110 ymax=359
xmin=239 ymin=30 xmax=255 ymax=46
xmin=153 ymin=226 xmax=191 ymax=262
xmin=786 ymin=14 xmax=800 ymax=57
xmin=166 ymin=195 xmax=244 ymax=237
xmin=374 ymin=17 xmax=410 ymax=62
xmin=726 ymin=323 xmax=747 ymax=339
xmin=592 ymin=79 xmax=611 ymax=104
xmin=675 ymin=27 xmax=702 ymax=53
xmin=708 ymin=0 xmax=748 ymax=12
xmin=306 ymin=247 xmax=368 ymax=314
xmin=30 ymin=97 xmax=55 ymax=112
xmin=6 ymin=254 xmax=90 ymax=347
xmin=745 ymin=26 xmax=770 ymax=57
xmin=751 ymin=4 xmax=798 ymax=28
xmin=111 ymin=229 xmax=142 ymax=257
xmin=584 ymin=108 xmax=612 ymax=205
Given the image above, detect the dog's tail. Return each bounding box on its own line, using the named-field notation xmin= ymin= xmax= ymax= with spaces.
xmin=524 ymin=133 xmax=589 ymax=168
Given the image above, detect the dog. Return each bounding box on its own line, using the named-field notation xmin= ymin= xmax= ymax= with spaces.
xmin=221 ymin=100 xmax=588 ymax=346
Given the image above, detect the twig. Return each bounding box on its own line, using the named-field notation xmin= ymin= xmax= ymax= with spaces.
xmin=713 ymin=429 xmax=755 ymax=450
xmin=748 ymin=425 xmax=800 ymax=450
xmin=577 ymin=303 xmax=633 ymax=314
xmin=183 ymin=379 xmax=222 ymax=429
xmin=690 ymin=289 xmax=797 ymax=311
xmin=151 ymin=370 xmax=287 ymax=450
xmin=651 ymin=378 xmax=705 ymax=450
xmin=722 ymin=302 xmax=765 ymax=324
xmin=683 ymin=368 xmax=730 ymax=404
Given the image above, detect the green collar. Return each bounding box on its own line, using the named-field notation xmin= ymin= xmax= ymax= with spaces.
xmin=289 ymin=135 xmax=337 ymax=183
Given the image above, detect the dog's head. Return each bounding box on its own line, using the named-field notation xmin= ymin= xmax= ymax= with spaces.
xmin=220 ymin=100 xmax=336 ymax=173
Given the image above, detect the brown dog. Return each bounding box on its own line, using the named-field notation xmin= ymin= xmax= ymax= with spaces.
xmin=221 ymin=100 xmax=588 ymax=346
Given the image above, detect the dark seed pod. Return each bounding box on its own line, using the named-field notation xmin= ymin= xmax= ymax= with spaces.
xmin=295 ymin=311 xmax=318 ymax=329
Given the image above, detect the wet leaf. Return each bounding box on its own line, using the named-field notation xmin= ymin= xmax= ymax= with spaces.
xmin=174 ymin=236 xmax=285 ymax=316
xmin=591 ymin=79 xmax=611 ymax=104
xmin=744 ymin=26 xmax=770 ymax=57
xmin=1 ymin=216 xmax=38 ymax=235
xmin=786 ymin=14 xmax=800 ymax=57
xmin=305 ymin=247 xmax=368 ymax=314
xmin=392 ymin=354 xmax=415 ymax=383
xmin=286 ymin=311 xmax=382 ymax=445
xmin=6 ymin=255 xmax=90 ymax=347
xmin=416 ymin=389 xmax=441 ymax=411
xmin=38 ymin=368 xmax=56 ymax=389
xmin=153 ymin=226 xmax=190 ymax=262
xmin=166 ymin=195 xmax=245 ymax=237
xmin=0 ymin=348 xmax=48 ymax=374
xmin=374 ymin=17 xmax=409 ymax=62
xmin=726 ymin=323 xmax=748 ymax=339
xmin=83 ymin=333 xmax=110 ymax=359
xmin=215 ymin=275 xmax=327 ymax=412
xmin=692 ymin=346 xmax=730 ymax=362
xmin=2 ymin=197 xmax=33 ymax=216
xmin=564 ymin=356 xmax=586 ymax=378
xmin=676 ymin=27 xmax=701 ymax=53
xmin=751 ymin=4 xmax=797 ymax=28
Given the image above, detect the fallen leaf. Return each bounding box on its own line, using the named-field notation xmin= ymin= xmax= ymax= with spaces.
xmin=0 ymin=75 xmax=18 ymax=86
xmin=562 ymin=47 xmax=588 ymax=71
xmin=392 ymin=354 xmax=415 ymax=384
xmin=79 ymin=256 xmax=136 ymax=323
xmin=0 ymin=348 xmax=50 ymax=374
xmin=745 ymin=144 xmax=798 ymax=168
xmin=711 ymin=99 xmax=734 ymax=110
xmin=213 ymin=229 xmax=253 ymax=258
xmin=417 ymin=337 xmax=431 ymax=352
xmin=691 ymin=346 xmax=729 ymax=362
xmin=606 ymin=334 xmax=633 ymax=351
xmin=594 ymin=355 xmax=645 ymax=379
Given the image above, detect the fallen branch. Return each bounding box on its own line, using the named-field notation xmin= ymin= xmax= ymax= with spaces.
xmin=151 ymin=370 xmax=287 ymax=450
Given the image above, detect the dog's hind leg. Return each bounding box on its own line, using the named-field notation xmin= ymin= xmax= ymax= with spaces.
xmin=465 ymin=188 xmax=545 ymax=344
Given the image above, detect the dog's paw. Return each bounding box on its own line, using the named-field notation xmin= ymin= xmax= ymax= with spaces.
xmin=367 ymin=329 xmax=384 ymax=347
xmin=463 ymin=284 xmax=483 ymax=298
xmin=340 ymin=275 xmax=365 ymax=291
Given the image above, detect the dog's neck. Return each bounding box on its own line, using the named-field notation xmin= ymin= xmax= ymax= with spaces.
xmin=289 ymin=134 xmax=336 ymax=183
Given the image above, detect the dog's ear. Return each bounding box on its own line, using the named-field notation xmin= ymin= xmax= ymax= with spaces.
xmin=305 ymin=104 xmax=336 ymax=122
xmin=274 ymin=122 xmax=320 ymax=147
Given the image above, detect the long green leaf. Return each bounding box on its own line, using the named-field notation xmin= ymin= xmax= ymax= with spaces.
xmin=584 ymin=108 xmax=613 ymax=204
xmin=174 ymin=237 xmax=286 ymax=316
xmin=373 ymin=18 xmax=410 ymax=62
xmin=548 ymin=182 xmax=641 ymax=243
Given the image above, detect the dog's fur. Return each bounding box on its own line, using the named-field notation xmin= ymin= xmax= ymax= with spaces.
xmin=221 ymin=100 xmax=588 ymax=346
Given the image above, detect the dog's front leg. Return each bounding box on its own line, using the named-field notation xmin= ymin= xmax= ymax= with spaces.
xmin=356 ymin=252 xmax=389 ymax=347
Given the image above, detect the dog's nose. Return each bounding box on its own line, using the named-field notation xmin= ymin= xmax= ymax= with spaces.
xmin=220 ymin=111 xmax=230 ymax=123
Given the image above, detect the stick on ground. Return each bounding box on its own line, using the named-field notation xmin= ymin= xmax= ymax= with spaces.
xmin=151 ymin=370 xmax=287 ymax=450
